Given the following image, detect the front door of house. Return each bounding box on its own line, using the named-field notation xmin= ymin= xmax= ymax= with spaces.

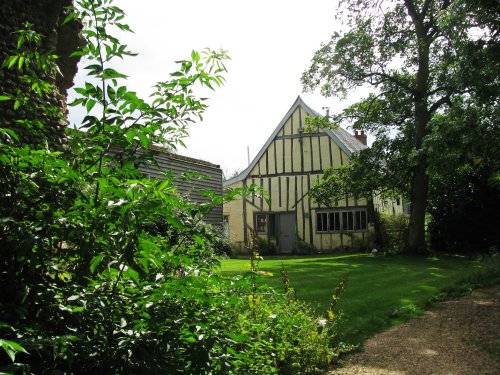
xmin=278 ymin=213 xmax=296 ymax=253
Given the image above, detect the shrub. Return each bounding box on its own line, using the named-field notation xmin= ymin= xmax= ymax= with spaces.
xmin=428 ymin=177 xmax=500 ymax=254
xmin=234 ymin=285 xmax=334 ymax=374
xmin=207 ymin=225 xmax=233 ymax=257
xmin=0 ymin=2 xmax=345 ymax=374
xmin=258 ymin=237 xmax=277 ymax=256
xmin=294 ymin=238 xmax=316 ymax=255
xmin=376 ymin=213 xmax=409 ymax=254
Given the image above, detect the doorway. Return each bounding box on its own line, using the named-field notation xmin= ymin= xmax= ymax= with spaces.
xmin=278 ymin=213 xmax=296 ymax=253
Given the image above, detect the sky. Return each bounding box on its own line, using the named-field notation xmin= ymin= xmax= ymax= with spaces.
xmin=68 ymin=0 xmax=366 ymax=175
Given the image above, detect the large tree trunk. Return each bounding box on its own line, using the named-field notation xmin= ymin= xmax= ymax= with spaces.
xmin=405 ymin=0 xmax=431 ymax=254
xmin=406 ymin=90 xmax=430 ymax=254
xmin=406 ymin=91 xmax=431 ymax=254
xmin=407 ymin=163 xmax=428 ymax=254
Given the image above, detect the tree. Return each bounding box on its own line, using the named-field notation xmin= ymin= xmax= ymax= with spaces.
xmin=426 ymin=95 xmax=499 ymax=253
xmin=302 ymin=0 xmax=499 ymax=254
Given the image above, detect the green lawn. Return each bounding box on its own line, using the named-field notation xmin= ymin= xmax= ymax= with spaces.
xmin=219 ymin=254 xmax=485 ymax=345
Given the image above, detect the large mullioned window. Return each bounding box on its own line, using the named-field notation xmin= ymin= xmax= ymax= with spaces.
xmin=316 ymin=208 xmax=367 ymax=232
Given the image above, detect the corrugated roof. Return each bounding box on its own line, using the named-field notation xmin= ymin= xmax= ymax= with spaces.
xmin=223 ymin=96 xmax=366 ymax=187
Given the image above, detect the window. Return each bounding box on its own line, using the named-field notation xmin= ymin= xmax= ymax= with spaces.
xmin=255 ymin=213 xmax=277 ymax=237
xmin=256 ymin=214 xmax=267 ymax=233
xmin=223 ymin=215 xmax=229 ymax=237
xmin=329 ymin=212 xmax=340 ymax=231
xmin=317 ymin=212 xmax=328 ymax=232
xmin=316 ymin=208 xmax=368 ymax=232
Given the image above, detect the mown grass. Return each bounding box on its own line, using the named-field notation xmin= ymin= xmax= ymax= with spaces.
xmin=219 ymin=254 xmax=497 ymax=346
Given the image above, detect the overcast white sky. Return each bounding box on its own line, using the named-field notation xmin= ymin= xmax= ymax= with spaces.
xmin=68 ymin=0 xmax=365 ymax=174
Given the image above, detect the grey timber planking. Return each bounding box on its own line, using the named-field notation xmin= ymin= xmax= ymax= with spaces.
xmin=139 ymin=150 xmax=223 ymax=226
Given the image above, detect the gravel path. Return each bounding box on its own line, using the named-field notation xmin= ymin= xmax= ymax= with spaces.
xmin=330 ymin=285 xmax=500 ymax=375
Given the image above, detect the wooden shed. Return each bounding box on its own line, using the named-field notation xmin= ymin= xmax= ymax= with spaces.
xmin=223 ymin=96 xmax=403 ymax=253
xmin=70 ymin=127 xmax=223 ymax=227
xmin=142 ymin=148 xmax=223 ymax=227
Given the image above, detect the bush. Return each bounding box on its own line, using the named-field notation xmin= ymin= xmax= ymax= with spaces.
xmin=203 ymin=224 xmax=233 ymax=257
xmin=258 ymin=237 xmax=277 ymax=256
xmin=293 ymin=239 xmax=316 ymax=255
xmin=0 ymin=2 xmax=344 ymax=373
xmin=234 ymin=285 xmax=334 ymax=374
xmin=428 ymin=176 xmax=500 ymax=254
xmin=376 ymin=213 xmax=409 ymax=254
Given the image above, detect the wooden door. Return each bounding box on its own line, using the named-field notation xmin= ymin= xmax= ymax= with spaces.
xmin=278 ymin=213 xmax=296 ymax=254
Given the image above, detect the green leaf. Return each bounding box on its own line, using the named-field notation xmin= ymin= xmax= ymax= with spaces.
xmin=116 ymin=86 xmax=127 ymax=98
xmin=166 ymin=215 xmax=183 ymax=230
xmin=191 ymin=50 xmax=200 ymax=63
xmin=84 ymin=63 xmax=103 ymax=74
xmin=126 ymin=267 xmax=140 ymax=285
xmin=158 ymin=179 xmax=172 ymax=191
xmin=62 ymin=13 xmax=76 ymax=25
xmin=107 ymin=85 xmax=116 ymax=101
xmin=16 ymin=34 xmax=24 ymax=50
xmin=90 ymin=254 xmax=105 ymax=273
xmin=3 ymin=340 xmax=27 ymax=354
xmin=17 ymin=56 xmax=24 ymax=70
xmin=137 ymin=132 xmax=148 ymax=148
xmin=192 ymin=235 xmax=205 ymax=247
xmin=140 ymin=239 xmax=160 ymax=252
xmin=73 ymin=87 xmax=88 ymax=96
xmin=102 ymin=68 xmax=128 ymax=79
xmin=0 ymin=339 xmax=28 ymax=363
xmin=70 ymin=50 xmax=87 ymax=58
xmin=116 ymin=23 xmax=132 ymax=33
xmin=0 ymin=96 xmax=11 ymax=102
xmin=69 ymin=97 xmax=85 ymax=107
xmin=7 ymin=56 xmax=19 ymax=69
xmin=86 ymin=99 xmax=96 ymax=112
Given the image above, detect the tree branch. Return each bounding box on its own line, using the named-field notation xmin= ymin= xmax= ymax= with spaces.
xmin=427 ymin=86 xmax=451 ymax=97
xmin=420 ymin=0 xmax=432 ymax=20
xmin=429 ymin=95 xmax=452 ymax=113
xmin=404 ymin=0 xmax=419 ymax=23
xmin=362 ymin=71 xmax=415 ymax=95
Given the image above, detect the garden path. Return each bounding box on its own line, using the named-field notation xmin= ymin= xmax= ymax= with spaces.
xmin=331 ymin=285 xmax=500 ymax=375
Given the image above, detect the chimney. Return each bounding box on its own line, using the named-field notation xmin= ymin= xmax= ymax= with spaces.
xmin=354 ymin=130 xmax=367 ymax=146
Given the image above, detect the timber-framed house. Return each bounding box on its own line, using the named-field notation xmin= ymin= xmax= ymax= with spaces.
xmin=223 ymin=97 xmax=403 ymax=254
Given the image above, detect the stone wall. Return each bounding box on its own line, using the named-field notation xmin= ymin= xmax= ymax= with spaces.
xmin=0 ymin=0 xmax=83 ymax=147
